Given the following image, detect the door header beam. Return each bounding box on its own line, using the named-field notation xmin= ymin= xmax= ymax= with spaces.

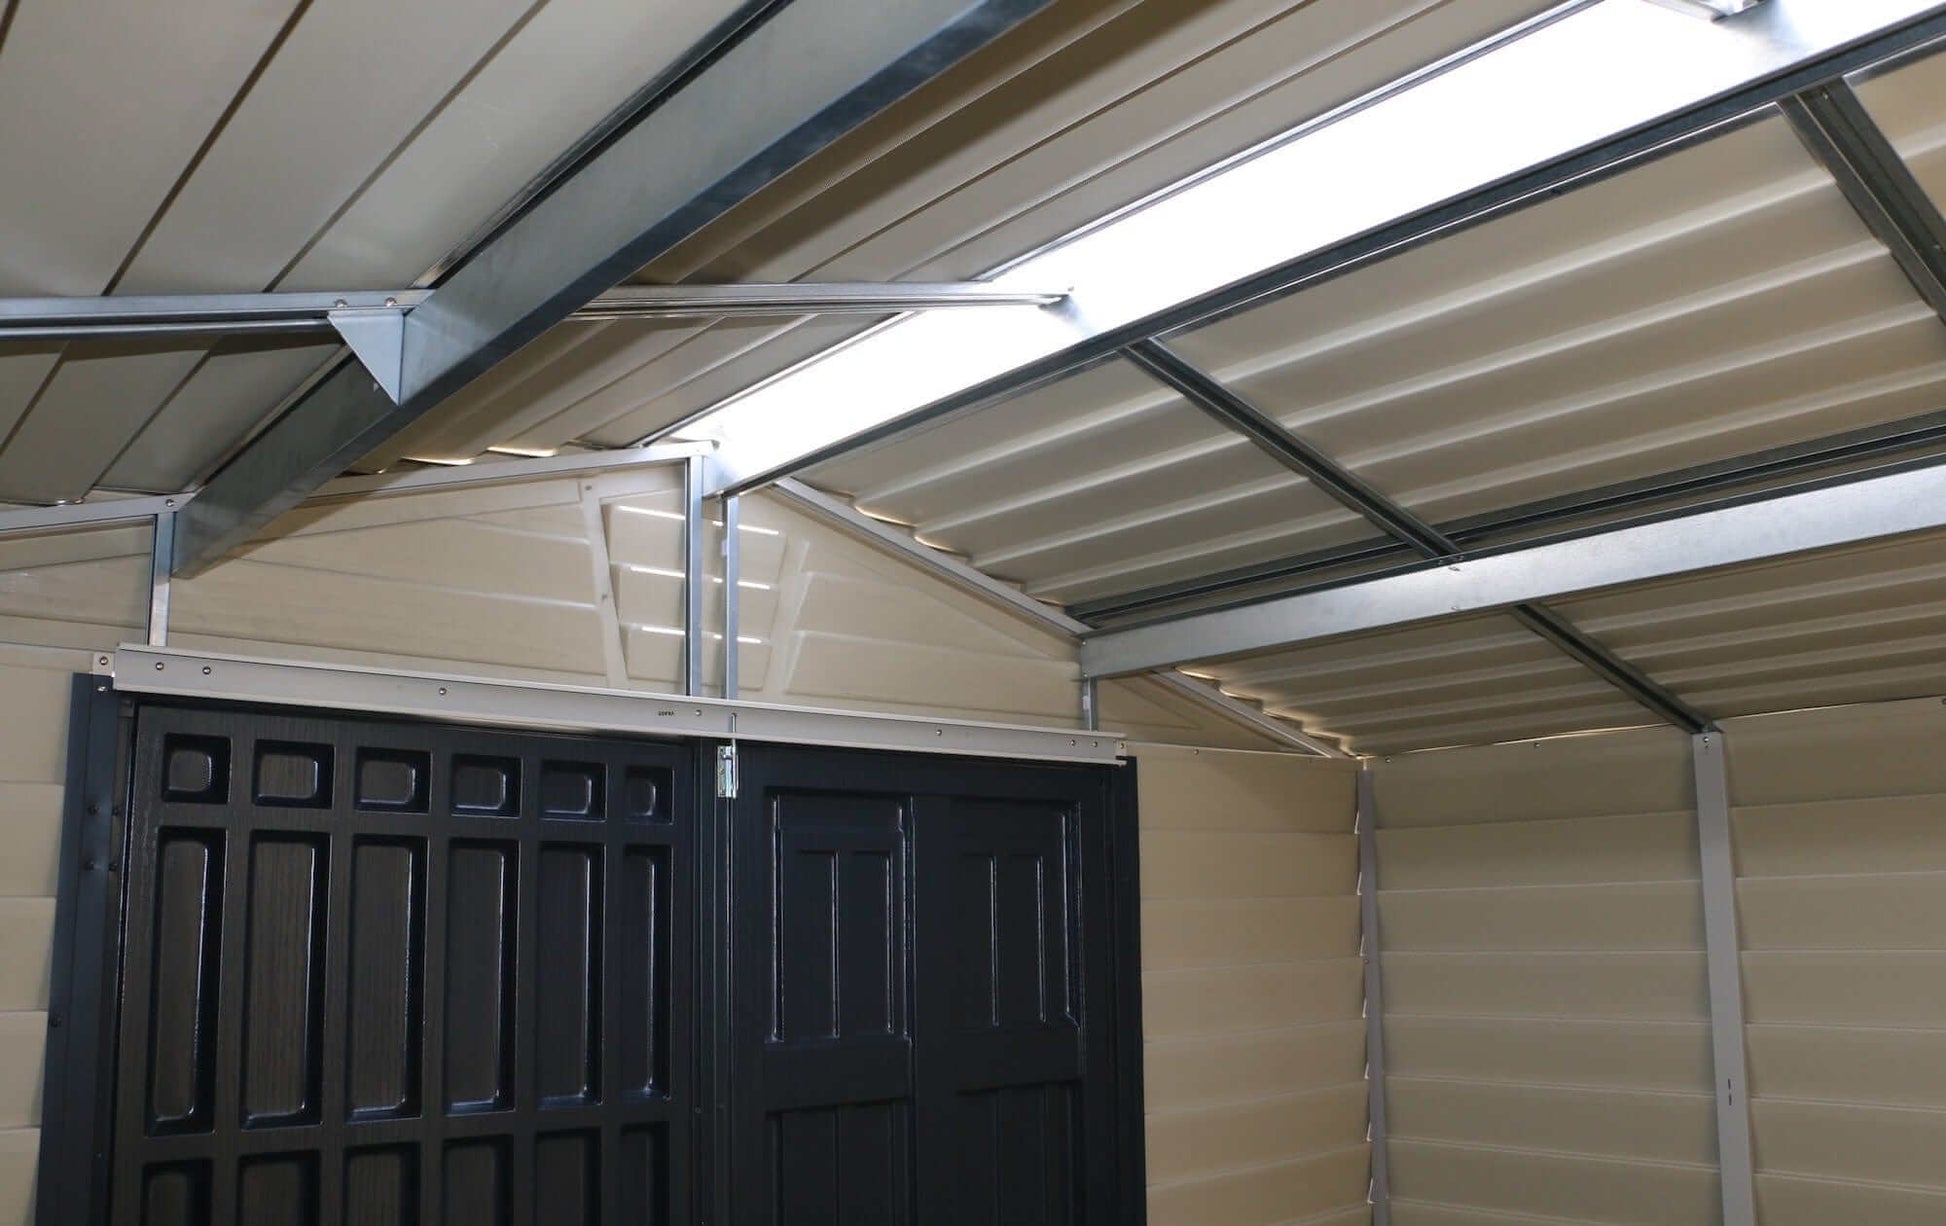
xmin=108 ymin=646 xmax=1124 ymax=765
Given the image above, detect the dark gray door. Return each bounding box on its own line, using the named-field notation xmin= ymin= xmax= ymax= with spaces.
xmin=727 ymin=746 xmax=1125 ymax=1226
xmin=111 ymin=705 xmax=693 ymax=1226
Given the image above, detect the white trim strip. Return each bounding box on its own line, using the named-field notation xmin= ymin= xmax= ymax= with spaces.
xmin=108 ymin=646 xmax=1125 ymax=765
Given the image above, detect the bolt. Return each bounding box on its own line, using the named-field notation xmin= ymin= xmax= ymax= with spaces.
xmin=202 ymin=666 xmax=211 ymax=675
xmin=384 ymin=297 xmax=398 ymax=308
xmin=47 ymin=1013 xmax=61 ymax=1029
xmin=154 ymin=661 xmax=164 ymax=671
xmin=97 ymin=655 xmax=108 ymax=667
xmin=438 ymin=687 xmax=448 ymax=696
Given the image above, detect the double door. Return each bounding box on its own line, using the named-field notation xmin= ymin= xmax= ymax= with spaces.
xmin=93 ymin=704 xmax=1137 ymax=1225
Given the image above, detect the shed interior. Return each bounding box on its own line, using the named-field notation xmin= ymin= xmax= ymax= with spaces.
xmin=6 ymin=1 xmax=1946 ymax=1223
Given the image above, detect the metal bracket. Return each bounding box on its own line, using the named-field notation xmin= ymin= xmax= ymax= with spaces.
xmin=715 ymin=744 xmax=740 ymax=799
xmin=327 ymin=308 xmax=407 ymax=403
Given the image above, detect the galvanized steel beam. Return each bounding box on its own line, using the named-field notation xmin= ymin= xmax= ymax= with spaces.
xmin=1125 ymin=340 xmax=1709 ymax=731
xmin=1783 ymin=80 xmax=1946 ymax=322
xmin=172 ymin=0 xmax=1052 ymax=576
xmin=1080 ymin=457 xmax=1946 ymax=678
xmin=0 ymin=282 xmax=1064 ymax=342
xmin=1357 ymin=769 xmax=1392 ymax=1226
xmin=684 ymin=456 xmax=708 ymax=697
xmin=1691 ymin=730 xmax=1757 ymax=1226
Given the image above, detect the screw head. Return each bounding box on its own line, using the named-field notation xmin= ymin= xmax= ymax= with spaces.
xmin=154 ymin=661 xmax=164 ymax=671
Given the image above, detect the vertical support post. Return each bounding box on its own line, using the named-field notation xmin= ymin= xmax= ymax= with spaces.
xmin=684 ymin=455 xmax=706 ymax=697
xmin=1357 ymin=767 xmax=1391 ymax=1225
xmin=1080 ymin=678 xmax=1100 ymax=732
xmin=147 ymin=511 xmax=175 ymax=647
xmin=578 ymin=482 xmax=628 ymax=686
xmin=721 ymin=494 xmax=741 ymax=701
xmin=1692 ymin=730 xmax=1757 ymax=1226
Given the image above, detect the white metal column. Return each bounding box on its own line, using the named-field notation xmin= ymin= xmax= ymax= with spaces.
xmin=683 ymin=454 xmax=707 ymax=696
xmin=1692 ymin=730 xmax=1757 ymax=1226
xmin=1357 ymin=767 xmax=1392 ymax=1224
xmin=147 ymin=511 xmax=175 ymax=647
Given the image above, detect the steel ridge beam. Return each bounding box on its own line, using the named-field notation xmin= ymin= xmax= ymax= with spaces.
xmin=172 ymin=0 xmax=1053 ymax=577
xmin=1079 ymin=456 xmax=1946 ymax=678
xmin=726 ymin=3 xmax=1946 ymax=495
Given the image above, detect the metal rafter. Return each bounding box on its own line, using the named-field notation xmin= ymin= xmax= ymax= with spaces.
xmin=1080 ymin=454 xmax=1946 ymax=679
xmin=171 ymin=0 xmax=1053 ymax=577
xmin=1122 ymin=340 xmax=1711 ymax=732
xmin=1783 ymin=79 xmax=1946 ymax=321
xmin=1072 ymin=403 xmax=1946 ymax=622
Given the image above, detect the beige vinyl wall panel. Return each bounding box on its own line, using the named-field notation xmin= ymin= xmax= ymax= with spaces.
xmin=0 ymin=469 xmax=1318 ymax=1218
xmin=1135 ymin=743 xmax=1368 ymax=1226
xmin=1371 ymin=725 xmax=1718 ymax=1225
xmin=1722 ymin=697 xmax=1946 ymax=1225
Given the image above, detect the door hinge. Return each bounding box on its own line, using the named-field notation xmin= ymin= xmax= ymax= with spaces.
xmin=715 ymin=744 xmax=739 ymax=799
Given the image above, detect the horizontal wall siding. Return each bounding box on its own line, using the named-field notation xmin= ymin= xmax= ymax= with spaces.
xmin=1135 ymin=743 xmax=1369 ymax=1226
xmin=1724 ymin=697 xmax=1946 ymax=1225
xmin=1372 ymin=726 xmax=1720 ymax=1226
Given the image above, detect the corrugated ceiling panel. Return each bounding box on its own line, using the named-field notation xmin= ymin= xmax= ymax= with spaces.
xmin=0 ymin=0 xmax=750 ymax=500
xmin=1190 ymin=613 xmax=1657 ymax=755
xmin=0 ymin=0 xmax=302 ymax=470
xmin=806 ymin=358 xmax=1364 ymax=604
xmin=1165 ymin=113 xmax=1946 ymax=529
xmin=381 ymin=0 xmax=1558 ymax=464
xmin=1553 ymin=527 xmax=1946 ymax=721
